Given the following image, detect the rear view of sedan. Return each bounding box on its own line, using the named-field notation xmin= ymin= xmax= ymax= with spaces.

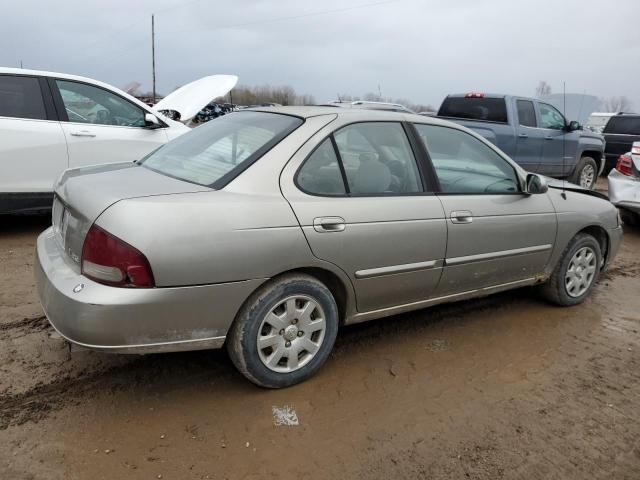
xmin=36 ymin=108 xmax=622 ymax=388
xmin=608 ymin=142 xmax=640 ymax=226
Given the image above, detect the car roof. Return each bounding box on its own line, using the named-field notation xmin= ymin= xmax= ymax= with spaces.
xmin=248 ymin=105 xmax=455 ymax=126
xmin=0 ymin=66 xmax=113 ymax=85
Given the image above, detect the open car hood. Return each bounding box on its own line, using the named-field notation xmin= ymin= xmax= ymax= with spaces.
xmin=153 ymin=74 xmax=238 ymax=122
xmin=540 ymin=93 xmax=600 ymax=126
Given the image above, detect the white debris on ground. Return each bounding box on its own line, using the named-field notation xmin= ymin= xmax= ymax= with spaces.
xmin=272 ymin=406 xmax=299 ymax=426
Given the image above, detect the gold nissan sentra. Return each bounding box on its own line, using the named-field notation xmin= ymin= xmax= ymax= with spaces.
xmin=35 ymin=107 xmax=623 ymax=387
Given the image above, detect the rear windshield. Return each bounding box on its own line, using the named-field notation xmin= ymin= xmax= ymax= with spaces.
xmin=438 ymin=97 xmax=508 ymax=123
xmin=603 ymin=116 xmax=640 ymax=135
xmin=140 ymin=111 xmax=303 ymax=187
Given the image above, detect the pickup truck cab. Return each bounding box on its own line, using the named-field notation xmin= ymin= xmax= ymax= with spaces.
xmin=437 ymin=93 xmax=605 ymax=189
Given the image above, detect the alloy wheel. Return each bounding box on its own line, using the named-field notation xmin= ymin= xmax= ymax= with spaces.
xmin=579 ymin=164 xmax=595 ymax=189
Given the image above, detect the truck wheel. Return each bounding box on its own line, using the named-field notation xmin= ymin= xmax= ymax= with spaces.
xmin=226 ymin=274 xmax=339 ymax=388
xmin=571 ymin=156 xmax=598 ymax=189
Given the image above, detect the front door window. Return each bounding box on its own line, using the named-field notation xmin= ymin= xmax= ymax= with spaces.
xmin=56 ymin=80 xmax=145 ymax=127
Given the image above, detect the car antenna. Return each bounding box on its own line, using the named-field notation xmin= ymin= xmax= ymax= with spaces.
xmin=561 ymin=81 xmax=567 ymax=200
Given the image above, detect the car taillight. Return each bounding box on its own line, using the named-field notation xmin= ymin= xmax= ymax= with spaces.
xmin=464 ymin=92 xmax=485 ymax=98
xmin=631 ymin=144 xmax=640 ymax=155
xmin=615 ymin=154 xmax=634 ymax=177
xmin=81 ymin=225 xmax=155 ymax=288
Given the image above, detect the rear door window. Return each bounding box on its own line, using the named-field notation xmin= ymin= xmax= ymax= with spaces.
xmin=604 ymin=116 xmax=640 ymax=135
xmin=297 ymin=139 xmax=346 ymax=195
xmin=438 ymin=97 xmax=508 ymax=123
xmin=0 ymin=75 xmax=47 ymax=120
xmin=516 ymin=100 xmax=537 ymax=127
xmin=334 ymin=123 xmax=423 ymax=195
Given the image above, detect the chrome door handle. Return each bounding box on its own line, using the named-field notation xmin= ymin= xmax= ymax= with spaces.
xmin=544 ymin=135 xmax=553 ymax=140
xmin=450 ymin=210 xmax=473 ymax=224
xmin=313 ymin=216 xmax=346 ymax=233
xmin=518 ymin=133 xmax=528 ymax=138
xmin=70 ymin=130 xmax=96 ymax=137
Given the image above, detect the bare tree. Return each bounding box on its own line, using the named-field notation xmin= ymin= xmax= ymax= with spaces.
xmin=217 ymin=84 xmax=316 ymax=106
xmin=600 ymin=96 xmax=632 ymax=113
xmin=535 ymin=81 xmax=552 ymax=98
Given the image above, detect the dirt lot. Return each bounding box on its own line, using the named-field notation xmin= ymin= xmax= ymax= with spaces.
xmin=1 ymin=201 xmax=639 ymax=479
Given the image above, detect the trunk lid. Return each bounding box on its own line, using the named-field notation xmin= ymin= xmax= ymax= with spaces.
xmin=53 ymin=163 xmax=210 ymax=269
xmin=153 ymin=75 xmax=238 ymax=123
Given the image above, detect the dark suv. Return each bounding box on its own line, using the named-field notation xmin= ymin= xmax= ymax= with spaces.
xmin=603 ymin=113 xmax=640 ymax=174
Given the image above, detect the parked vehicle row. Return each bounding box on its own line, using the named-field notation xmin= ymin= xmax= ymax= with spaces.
xmin=436 ymin=93 xmax=605 ymax=189
xmin=35 ymin=107 xmax=623 ymax=387
xmin=0 ymin=68 xmax=237 ymax=214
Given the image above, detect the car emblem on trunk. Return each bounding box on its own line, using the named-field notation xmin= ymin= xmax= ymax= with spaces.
xmin=73 ymin=284 xmax=84 ymax=293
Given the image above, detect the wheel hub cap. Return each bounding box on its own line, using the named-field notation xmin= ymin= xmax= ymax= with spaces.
xmin=565 ymin=246 xmax=597 ymax=298
xmin=284 ymin=325 xmax=298 ymax=341
xmin=256 ymin=295 xmax=327 ymax=373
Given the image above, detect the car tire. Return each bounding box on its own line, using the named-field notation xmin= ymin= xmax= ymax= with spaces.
xmin=620 ymin=208 xmax=639 ymax=228
xmin=226 ymin=274 xmax=339 ymax=388
xmin=571 ymin=156 xmax=598 ymax=189
xmin=542 ymin=233 xmax=602 ymax=306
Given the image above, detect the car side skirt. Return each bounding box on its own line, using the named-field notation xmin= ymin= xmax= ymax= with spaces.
xmin=346 ymin=276 xmax=542 ymax=325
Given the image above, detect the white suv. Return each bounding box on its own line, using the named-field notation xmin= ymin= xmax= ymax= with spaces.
xmin=0 ymin=68 xmax=237 ymax=214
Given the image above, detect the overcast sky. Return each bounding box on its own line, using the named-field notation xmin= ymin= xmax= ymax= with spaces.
xmin=2 ymin=0 xmax=639 ymax=109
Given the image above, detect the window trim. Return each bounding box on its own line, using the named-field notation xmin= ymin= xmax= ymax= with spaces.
xmin=49 ymin=77 xmax=167 ymax=128
xmin=294 ymin=120 xmax=434 ymax=198
xmin=0 ymin=73 xmax=55 ymax=121
xmin=411 ymin=122 xmax=525 ymax=196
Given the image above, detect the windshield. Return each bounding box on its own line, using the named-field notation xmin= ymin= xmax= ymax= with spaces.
xmin=140 ymin=111 xmax=303 ymax=187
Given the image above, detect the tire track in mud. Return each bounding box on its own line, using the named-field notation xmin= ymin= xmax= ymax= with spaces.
xmin=0 ymin=315 xmax=48 ymax=333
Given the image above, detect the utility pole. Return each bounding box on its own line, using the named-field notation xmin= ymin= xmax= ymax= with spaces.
xmin=151 ymin=14 xmax=156 ymax=104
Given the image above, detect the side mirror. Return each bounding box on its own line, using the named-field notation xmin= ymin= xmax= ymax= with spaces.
xmin=144 ymin=113 xmax=162 ymax=129
xmin=567 ymin=120 xmax=581 ymax=131
xmin=525 ymin=173 xmax=548 ymax=194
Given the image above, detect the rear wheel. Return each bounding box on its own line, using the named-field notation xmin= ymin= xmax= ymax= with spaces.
xmin=226 ymin=274 xmax=339 ymax=388
xmin=571 ymin=156 xmax=598 ymax=189
xmin=542 ymin=233 xmax=602 ymax=306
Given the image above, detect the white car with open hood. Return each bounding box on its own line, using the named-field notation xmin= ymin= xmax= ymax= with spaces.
xmin=0 ymin=67 xmax=238 ymax=214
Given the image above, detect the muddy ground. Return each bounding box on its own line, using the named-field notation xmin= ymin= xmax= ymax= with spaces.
xmin=1 ymin=191 xmax=639 ymax=478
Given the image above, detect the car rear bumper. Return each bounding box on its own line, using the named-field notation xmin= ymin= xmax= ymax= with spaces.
xmin=35 ymin=227 xmax=266 ymax=354
xmin=608 ymin=170 xmax=640 ymax=214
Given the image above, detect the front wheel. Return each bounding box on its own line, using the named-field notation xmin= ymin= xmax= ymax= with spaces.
xmin=571 ymin=156 xmax=598 ymax=189
xmin=226 ymin=274 xmax=339 ymax=388
xmin=542 ymin=233 xmax=602 ymax=306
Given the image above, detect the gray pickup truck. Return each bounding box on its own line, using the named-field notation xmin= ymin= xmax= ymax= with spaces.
xmin=437 ymin=93 xmax=605 ymax=189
